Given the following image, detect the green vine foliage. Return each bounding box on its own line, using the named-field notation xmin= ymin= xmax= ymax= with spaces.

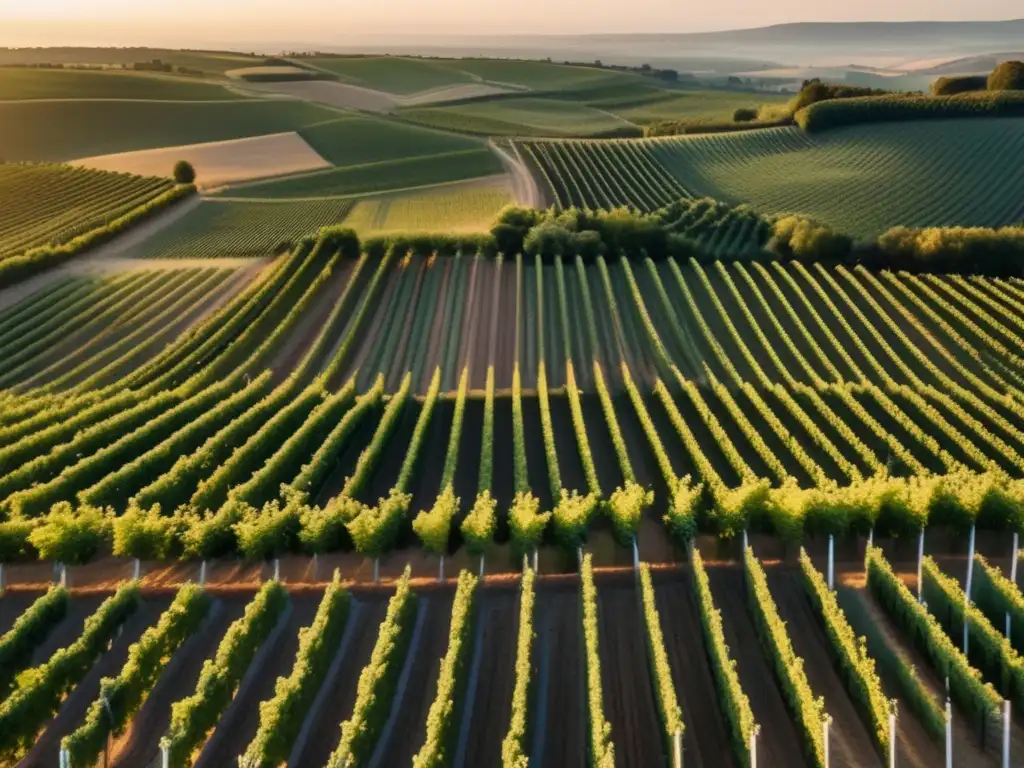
xmin=413 ymin=570 xmax=478 ymax=767
xmin=501 ymin=567 xmax=536 ymax=768
xmin=581 ymin=554 xmax=616 ymax=767
xmin=63 ymin=584 xmax=210 ymax=766
xmin=328 ymin=566 xmax=417 ymax=767
xmin=0 ymin=583 xmax=139 ymax=763
xmin=0 ymin=586 xmax=69 ymax=695
xmin=240 ymin=574 xmax=349 ymax=767
xmin=161 ymin=580 xmax=288 ymax=767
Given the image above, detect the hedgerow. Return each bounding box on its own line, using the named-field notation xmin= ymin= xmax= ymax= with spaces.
xmin=580 ymin=554 xmax=616 ymax=767
xmin=638 ymin=563 xmax=684 ymax=758
xmin=501 ymin=567 xmax=536 ymax=768
xmin=0 ymin=586 xmax=68 ymax=695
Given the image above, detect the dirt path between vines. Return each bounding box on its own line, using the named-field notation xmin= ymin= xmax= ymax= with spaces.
xmin=490 ymin=139 xmax=541 ymax=208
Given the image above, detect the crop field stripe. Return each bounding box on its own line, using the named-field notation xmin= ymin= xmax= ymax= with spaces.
xmin=30 ymin=268 xmax=229 ymax=393
xmin=0 ymin=277 xmax=96 ymax=342
xmin=477 ymin=367 xmax=495 ymax=495
xmin=565 ymin=361 xmax=602 ymax=497
xmin=342 ymin=372 xmax=412 ymax=500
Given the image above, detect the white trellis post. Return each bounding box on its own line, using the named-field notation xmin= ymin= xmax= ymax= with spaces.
xmin=743 ymin=528 xmax=749 ymax=552
xmin=439 ymin=555 xmax=445 ymax=583
xmin=162 ymin=743 xmax=169 ymax=768
xmin=1008 ymin=534 xmax=1019 ymax=642
xmin=273 ymin=558 xmax=280 ymax=582
xmin=577 ymin=547 xmax=583 ymax=570
xmin=132 ymin=558 xmax=141 ymax=582
xmin=917 ymin=528 xmax=925 ymax=602
xmin=945 ymin=698 xmax=953 ymax=768
xmin=60 ymin=748 xmax=70 ymax=768
xmin=372 ymin=558 xmax=379 ymax=584
xmin=60 ymin=563 xmax=68 ymax=588
xmin=532 ymin=548 xmax=538 ymax=573
xmin=633 ymin=538 xmax=640 ymax=572
xmin=199 ymin=560 xmax=207 ymax=585
xmin=750 ymin=725 xmax=760 ymax=768
xmin=672 ymin=729 xmax=682 ymax=768
xmin=868 ymin=528 xmax=874 ymax=547
xmin=1004 ymin=700 xmax=1011 ymax=768
xmin=823 ymin=717 xmax=831 ymax=768
xmin=964 ymin=524 xmax=976 ymax=655
xmin=889 ymin=705 xmax=897 ymax=768
xmin=479 ymin=554 xmax=485 ymax=578
xmin=828 ymin=534 xmax=835 ymax=590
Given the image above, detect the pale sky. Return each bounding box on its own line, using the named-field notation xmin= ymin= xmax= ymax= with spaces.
xmin=2 ymin=0 xmax=1020 ymax=45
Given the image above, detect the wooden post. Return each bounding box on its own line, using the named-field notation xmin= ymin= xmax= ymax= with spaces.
xmin=828 ymin=534 xmax=835 ymax=590
xmin=946 ymin=699 xmax=953 ymax=768
xmin=889 ymin=707 xmax=897 ymax=768
xmin=964 ymin=524 xmax=976 ymax=655
xmin=917 ymin=528 xmax=925 ymax=602
xmin=1004 ymin=700 xmax=1011 ymax=768
xmin=1008 ymin=534 xmax=1019 ymax=642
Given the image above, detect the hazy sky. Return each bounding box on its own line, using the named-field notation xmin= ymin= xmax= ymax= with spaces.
xmin=2 ymin=0 xmax=1020 ymax=45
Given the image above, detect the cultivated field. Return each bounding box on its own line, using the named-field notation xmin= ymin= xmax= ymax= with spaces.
xmin=134 ymin=199 xmax=356 ymax=258
xmin=71 ymin=132 xmax=331 ymax=191
xmin=0 ymin=67 xmax=242 ymax=100
xmin=519 ymin=117 xmax=1024 ymax=238
xmin=0 ymin=99 xmax=337 ymax=162
xmin=342 ymin=180 xmax=514 ymax=235
xmin=0 ymin=164 xmax=172 ymax=261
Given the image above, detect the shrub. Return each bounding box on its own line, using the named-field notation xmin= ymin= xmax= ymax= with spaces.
xmin=789 ymin=80 xmax=891 ymax=112
xmin=461 ymin=492 xmax=497 ymax=556
xmin=113 ymin=503 xmax=187 ymax=561
xmin=931 ymin=75 xmax=988 ymax=96
xmin=28 ymin=503 xmax=112 ymax=565
xmin=770 ymin=215 xmax=853 ymax=258
xmin=877 ymin=223 xmax=1024 ymax=275
xmin=173 ymin=160 xmax=196 ymax=184
xmin=733 ymin=107 xmax=759 ymax=122
xmin=795 ymin=91 xmax=1024 ymax=132
xmin=988 ymin=61 xmax=1024 ymax=91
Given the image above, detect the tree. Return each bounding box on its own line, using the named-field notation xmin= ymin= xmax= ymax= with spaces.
xmin=173 ymin=160 xmax=196 ymax=185
xmin=988 ymin=61 xmax=1024 ymax=91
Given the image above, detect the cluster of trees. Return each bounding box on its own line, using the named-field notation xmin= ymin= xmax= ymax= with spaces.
xmin=875 ymin=223 xmax=1024 ymax=275
xmin=932 ymin=60 xmax=1024 ymax=95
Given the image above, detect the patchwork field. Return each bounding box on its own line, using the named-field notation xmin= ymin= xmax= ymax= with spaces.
xmin=0 ymin=67 xmax=243 ymax=100
xmin=342 ymin=180 xmax=513 ymax=235
xmin=303 ymin=55 xmax=479 ymax=94
xmin=219 ymin=147 xmax=504 ymax=199
xmin=0 ymin=163 xmax=173 ymax=261
xmin=133 ymin=199 xmax=356 ymax=258
xmin=71 ymin=132 xmax=331 ymax=191
xmin=520 ymin=117 xmax=1024 ymax=239
xmin=0 ymin=98 xmax=338 ymax=162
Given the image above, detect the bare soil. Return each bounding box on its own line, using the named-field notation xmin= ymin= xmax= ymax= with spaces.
xmin=371 ymin=590 xmax=455 ymax=766
xmin=456 ymin=585 xmax=519 ymax=768
xmin=550 ymin=395 xmax=588 ymax=494
xmin=653 ymin=569 xmax=741 ymax=767
xmin=421 ymin=257 xmax=453 ymax=392
xmin=523 ymin=396 xmax=554 ymax=511
xmin=705 ymin=565 xmax=808 ymax=768
xmin=197 ymin=593 xmax=321 ymax=767
xmin=766 ymin=567 xmax=884 ymax=768
xmin=72 ymin=132 xmax=331 ymax=191
xmin=265 ymin=258 xmax=356 ymax=380
xmin=23 ymin=596 xmax=172 ymax=768
xmin=292 ymin=594 xmax=389 ymax=767
xmin=111 ymin=596 xmax=249 ymax=767
xmin=531 ymin=582 xmax=586 ymax=768
xmin=596 ymin=573 xmax=666 ymax=767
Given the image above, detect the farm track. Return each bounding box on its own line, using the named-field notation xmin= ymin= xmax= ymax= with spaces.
xmin=597 ymin=573 xmax=666 ymax=768
xmin=706 ymin=566 xmax=808 ymax=768
xmin=24 ymin=595 xmax=173 ymax=768
xmin=197 ymin=594 xmax=321 ymax=767
xmin=766 ymin=568 xmax=883 ymax=768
